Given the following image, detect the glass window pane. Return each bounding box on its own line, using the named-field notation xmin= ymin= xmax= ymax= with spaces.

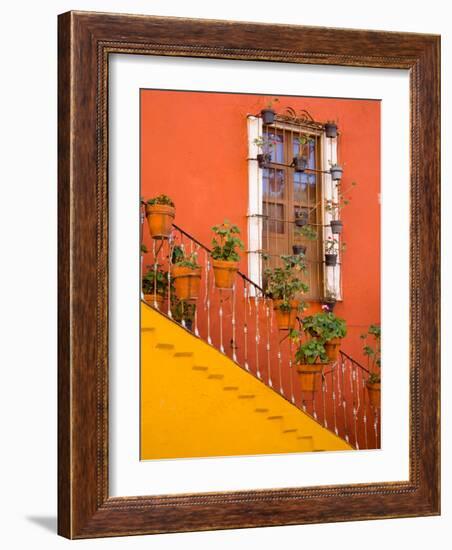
xmin=263 ymin=202 xmax=285 ymax=234
xmin=293 ymin=172 xmax=308 ymax=203
xmin=264 ymin=130 xmax=284 ymax=163
xmin=263 ymin=169 xmax=285 ymax=200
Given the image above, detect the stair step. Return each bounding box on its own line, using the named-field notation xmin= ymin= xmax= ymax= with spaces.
xmin=141 ymin=327 xmax=155 ymax=332
xmin=155 ymin=343 xmax=174 ymax=350
xmin=282 ymin=428 xmax=297 ymax=434
xmin=267 ymin=415 xmax=283 ymax=420
xmin=207 ymin=374 xmax=224 ymax=380
xmin=238 ymin=394 xmax=256 ymax=399
xmin=255 ymin=408 xmax=269 ymax=413
xmin=192 ymin=365 xmax=208 ymax=371
xmin=297 ymin=435 xmax=312 ymax=440
xmin=173 ymin=352 xmax=194 ymax=358
xmin=223 ymin=386 xmax=239 ymax=391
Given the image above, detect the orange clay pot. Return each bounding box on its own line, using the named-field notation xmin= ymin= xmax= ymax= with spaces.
xmin=324 ymin=337 xmax=342 ymax=362
xmin=145 ymin=203 xmax=175 ymax=239
xmin=144 ymin=293 xmax=164 ymax=308
xmin=212 ymin=259 xmax=239 ymax=289
xmin=172 ymin=265 xmax=202 ymax=301
xmin=273 ymin=299 xmax=300 ymax=330
xmin=366 ymin=382 xmax=381 ymax=409
xmin=296 ymin=364 xmax=324 ymax=392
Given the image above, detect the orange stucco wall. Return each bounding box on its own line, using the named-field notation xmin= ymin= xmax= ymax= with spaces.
xmin=140 ymin=89 xmax=380 ymax=366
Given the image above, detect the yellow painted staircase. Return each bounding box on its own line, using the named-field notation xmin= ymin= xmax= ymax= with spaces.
xmin=141 ymin=301 xmax=352 ymax=459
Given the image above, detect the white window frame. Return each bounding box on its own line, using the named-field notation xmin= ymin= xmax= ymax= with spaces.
xmin=247 ymin=116 xmax=342 ymax=301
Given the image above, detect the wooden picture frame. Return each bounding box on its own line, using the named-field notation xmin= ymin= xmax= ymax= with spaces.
xmin=58 ymin=11 xmax=440 ymax=538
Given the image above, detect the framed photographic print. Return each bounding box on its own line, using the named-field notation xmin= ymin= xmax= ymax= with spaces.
xmin=58 ymin=11 xmax=440 ymax=538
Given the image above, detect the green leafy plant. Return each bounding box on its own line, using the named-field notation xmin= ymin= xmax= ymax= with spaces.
xmin=325 ymin=181 xmax=357 ymax=219
xmin=302 ymin=311 xmax=347 ymax=341
xmin=171 ymin=245 xmax=199 ymax=269
xmin=142 ymin=265 xmax=168 ymax=296
xmin=294 ymin=339 xmax=328 ymax=365
xmin=264 ymin=254 xmax=309 ymax=311
xmin=265 ymin=97 xmax=279 ymax=109
xmin=294 ymin=135 xmax=314 ymax=154
xmin=253 ymin=136 xmax=277 ymax=154
xmin=361 ymin=324 xmax=381 ymax=383
xmin=141 ymin=244 xmax=148 ymax=254
xmin=296 ymin=224 xmax=317 ymax=241
xmin=325 ymin=236 xmax=346 ymax=254
xmin=146 ymin=194 xmax=175 ymax=207
xmin=211 ymin=220 xmax=244 ymax=262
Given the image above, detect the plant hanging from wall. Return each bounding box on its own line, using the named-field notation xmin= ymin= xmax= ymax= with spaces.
xmin=292 ymin=135 xmax=314 ymax=172
xmin=289 ymin=329 xmax=329 ymax=392
xmin=210 ymin=220 xmax=244 ymax=289
xmin=145 ymin=194 xmax=175 ymax=239
xmin=253 ymin=135 xmax=277 ymax=168
xmin=324 ymin=237 xmax=346 ymax=266
xmin=324 ymin=120 xmax=338 ymax=138
xmin=325 ymin=181 xmax=357 ymax=234
xmin=361 ymin=324 xmax=381 ymax=408
xmin=264 ymin=254 xmax=309 ymax=330
xmin=292 ymin=224 xmax=318 ymax=256
xmin=260 ymin=97 xmax=279 ymax=124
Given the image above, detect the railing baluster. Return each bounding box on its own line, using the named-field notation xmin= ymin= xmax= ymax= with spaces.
xmin=255 ymin=295 xmax=261 ymax=379
xmin=352 ymin=364 xmax=359 ymax=449
xmin=232 ymin=283 xmax=237 ymax=362
xmin=265 ymin=299 xmax=273 ymax=387
xmin=243 ymin=281 xmax=249 ymax=371
xmin=332 ymin=365 xmax=338 ymax=435
xmin=322 ymin=374 xmax=328 ymax=428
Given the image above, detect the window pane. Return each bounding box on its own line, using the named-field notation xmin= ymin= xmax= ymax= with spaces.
xmin=263 ymin=169 xmax=285 ymax=200
xmin=263 ymin=202 xmax=285 ymax=234
xmin=263 ymin=130 xmax=284 ymax=163
xmin=293 ymin=172 xmax=308 ymax=203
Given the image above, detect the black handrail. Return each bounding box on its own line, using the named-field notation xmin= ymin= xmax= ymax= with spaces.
xmin=339 ymin=350 xmax=370 ymax=374
xmin=172 ymin=222 xmax=265 ymax=294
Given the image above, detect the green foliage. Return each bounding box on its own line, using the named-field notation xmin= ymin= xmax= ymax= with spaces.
xmin=146 ymin=194 xmax=175 ymax=207
xmin=211 ymin=220 xmax=244 ymax=262
xmin=325 ymin=236 xmax=346 ymax=254
xmin=361 ymin=323 xmax=381 ymax=382
xmin=141 ymin=244 xmax=148 ymax=254
xmin=171 ymin=297 xmax=196 ymax=322
xmin=142 ymin=265 xmax=168 ymax=296
xmin=302 ymin=311 xmax=347 ymax=341
xmin=253 ymin=136 xmax=277 ymax=153
xmin=171 ymin=245 xmax=199 ymax=269
xmin=265 ymin=97 xmax=279 ymax=109
xmin=296 ymin=224 xmax=317 ymax=241
xmin=295 ymin=339 xmax=328 ymax=365
xmin=264 ymin=254 xmax=309 ymax=305
xmin=325 ymin=181 xmax=357 ymax=218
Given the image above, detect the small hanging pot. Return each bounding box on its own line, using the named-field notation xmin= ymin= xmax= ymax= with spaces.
xmin=325 ymin=253 xmax=338 ymax=267
xmin=172 ymin=265 xmax=202 ymax=301
xmin=330 ymin=164 xmax=343 ymax=181
xmin=324 ymin=337 xmax=342 ymax=362
xmin=330 ymin=220 xmax=343 ymax=234
xmin=273 ymin=299 xmax=299 ymax=330
xmin=212 ymin=259 xmax=239 ymax=289
xmin=261 ymin=108 xmax=276 ymax=124
xmin=292 ymin=244 xmax=307 ymax=255
xmin=295 ymin=213 xmax=308 ymax=227
xmin=257 ymin=153 xmax=272 ymax=168
xmin=293 ymin=156 xmax=308 ymax=172
xmin=144 ymin=293 xmax=164 ymax=308
xmin=145 ymin=203 xmax=175 ymax=239
xmin=322 ymin=300 xmax=336 ymax=312
xmin=325 ymin=123 xmax=338 ymax=138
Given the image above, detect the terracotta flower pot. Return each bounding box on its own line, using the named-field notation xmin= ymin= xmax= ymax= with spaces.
xmin=145 ymin=203 xmax=175 ymax=239
xmin=212 ymin=259 xmax=239 ymax=289
xmin=366 ymin=381 xmax=381 ymax=408
xmin=273 ymin=299 xmax=299 ymax=330
xmin=324 ymin=337 xmax=341 ymax=361
xmin=144 ymin=293 xmax=164 ymax=308
xmin=172 ymin=265 xmax=201 ymax=301
xmin=296 ymin=363 xmax=324 ymax=392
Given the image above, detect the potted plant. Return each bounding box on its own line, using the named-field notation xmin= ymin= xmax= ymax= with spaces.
xmin=325 ymin=181 xmax=356 ymax=234
xmin=294 ymin=209 xmax=309 ymax=227
xmin=171 ymin=296 xmax=196 ymax=331
xmin=292 ymin=224 xmax=317 ymax=255
xmin=145 ymin=194 xmax=175 ymax=239
xmin=324 ymin=237 xmax=346 ymax=267
xmin=142 ymin=265 xmax=168 ymax=307
xmin=264 ymin=254 xmax=308 ymax=330
xmin=292 ymin=136 xmax=313 ymax=172
xmin=211 ymin=220 xmax=244 ymax=289
xmin=324 ymin=120 xmax=338 ymax=138
xmin=292 ymin=337 xmax=328 ymax=392
xmin=321 ymin=288 xmax=338 ymax=312
xmin=302 ymin=311 xmax=347 ymax=361
xmin=253 ymin=136 xmax=276 ymax=168
xmin=330 ymin=163 xmax=343 ymax=181
xmin=361 ymin=324 xmax=381 ymax=408
xmin=171 ymin=245 xmax=202 ymax=301
xmin=260 ymin=98 xmax=278 ymax=124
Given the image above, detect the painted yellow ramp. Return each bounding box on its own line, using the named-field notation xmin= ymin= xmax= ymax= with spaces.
xmin=141 ymin=301 xmax=352 ymax=459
